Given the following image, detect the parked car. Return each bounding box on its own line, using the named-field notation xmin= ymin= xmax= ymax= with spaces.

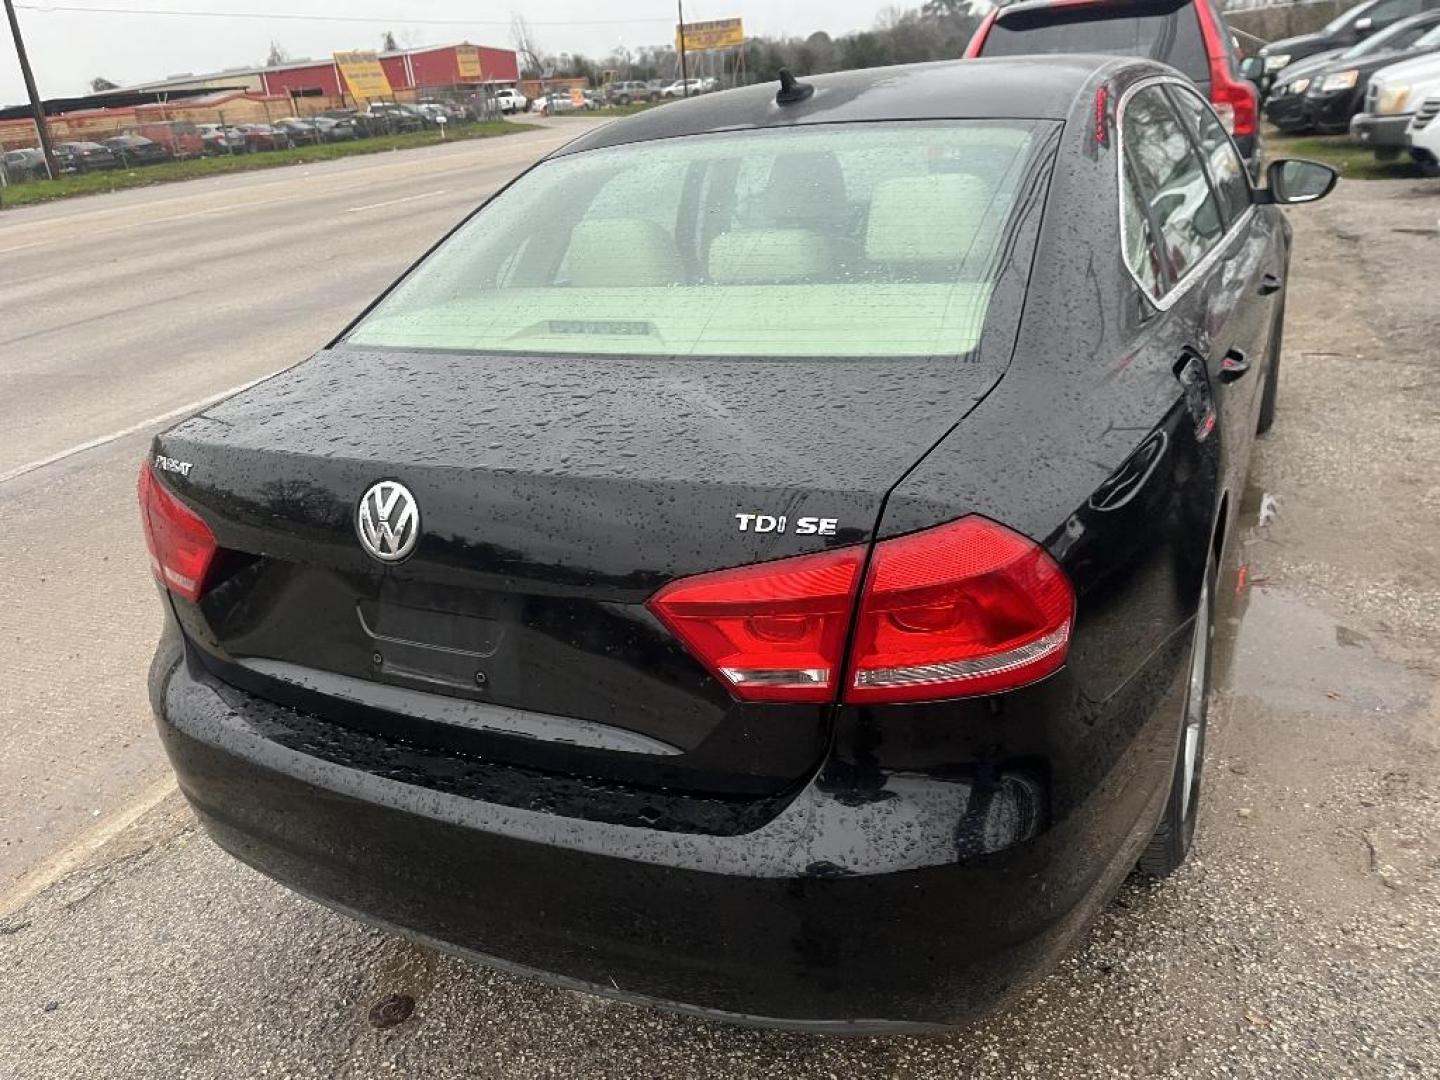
xmin=604 ymin=79 xmax=652 ymax=105
xmin=1406 ymin=92 xmax=1440 ymax=171
xmin=359 ymin=103 xmax=425 ymax=133
xmin=1255 ymin=0 xmax=1440 ymax=92
xmin=197 ymin=123 xmax=246 ymax=155
xmin=1264 ymin=9 xmax=1440 ymax=133
xmin=54 ymin=141 xmax=118 ymax=172
xmin=1350 ymin=49 xmax=1440 ymax=157
xmin=532 ymin=91 xmax=579 ymax=115
xmin=272 ymin=118 xmax=324 ymax=145
xmin=1 ymin=147 xmax=48 ymax=181
xmin=140 ymin=57 xmax=1334 ymax=1030
xmin=102 ymin=132 xmax=172 ymax=164
xmin=308 ymin=115 xmax=357 ymax=141
xmin=493 ymin=87 xmax=529 ymax=114
xmin=661 ymin=78 xmax=705 ymax=98
xmin=101 ymin=133 xmax=172 ymax=166
xmin=964 ymin=0 xmax=1262 ymax=166
xmin=235 ymin=124 xmax=291 ymax=152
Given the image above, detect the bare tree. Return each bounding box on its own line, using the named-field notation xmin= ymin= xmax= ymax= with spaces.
xmin=265 ymin=40 xmax=290 ymax=68
xmin=381 ymin=30 xmax=399 ymax=52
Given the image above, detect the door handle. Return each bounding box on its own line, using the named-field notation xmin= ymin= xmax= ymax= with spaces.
xmin=1219 ymin=349 xmax=1251 ymax=383
xmin=1258 ymin=272 xmax=1283 ymax=296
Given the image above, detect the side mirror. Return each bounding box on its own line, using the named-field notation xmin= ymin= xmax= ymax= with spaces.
xmin=1354 ymin=16 xmax=1374 ymax=34
xmin=1239 ymin=55 xmax=1264 ymax=84
xmin=1260 ymin=158 xmax=1339 ymax=204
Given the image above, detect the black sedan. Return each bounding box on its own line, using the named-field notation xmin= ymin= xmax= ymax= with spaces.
xmin=140 ymin=57 xmax=1335 ymax=1030
xmin=102 ymin=134 xmax=172 ymax=166
xmin=55 ymin=141 xmax=118 ymax=172
xmin=1265 ymin=9 xmax=1440 ymax=133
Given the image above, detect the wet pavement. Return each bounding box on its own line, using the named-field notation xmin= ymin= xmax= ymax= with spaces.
xmin=0 ymin=172 xmax=1437 ymax=1078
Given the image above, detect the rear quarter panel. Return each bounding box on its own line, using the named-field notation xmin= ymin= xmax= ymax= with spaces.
xmin=858 ymin=62 xmax=1225 ymax=884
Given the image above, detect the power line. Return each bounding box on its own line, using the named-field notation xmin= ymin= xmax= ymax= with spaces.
xmin=14 ymin=3 xmax=674 ymax=27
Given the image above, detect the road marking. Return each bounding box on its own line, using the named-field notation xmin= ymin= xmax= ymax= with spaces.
xmin=0 ymin=239 xmax=44 ymax=255
xmin=0 ymin=374 xmax=272 ymax=488
xmin=346 ymin=189 xmax=448 ymax=213
xmin=0 ymin=774 xmax=179 ymax=920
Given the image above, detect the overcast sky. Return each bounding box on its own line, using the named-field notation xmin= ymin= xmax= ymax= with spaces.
xmin=1 ymin=0 xmax=918 ymax=105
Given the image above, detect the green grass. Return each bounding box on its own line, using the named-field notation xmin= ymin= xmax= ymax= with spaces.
xmin=1265 ymin=129 xmax=1423 ymax=181
xmin=0 ymin=120 xmax=537 ymax=209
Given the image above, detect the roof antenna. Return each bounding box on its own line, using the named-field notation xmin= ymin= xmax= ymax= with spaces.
xmin=775 ymin=68 xmax=814 ymax=106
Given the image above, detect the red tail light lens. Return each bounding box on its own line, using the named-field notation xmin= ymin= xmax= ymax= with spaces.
xmin=845 ymin=517 xmax=1073 ymax=703
xmin=649 ymin=516 xmax=1074 ymax=706
xmin=138 ymin=463 xmax=218 ymax=603
xmin=647 ymin=546 xmax=864 ymax=703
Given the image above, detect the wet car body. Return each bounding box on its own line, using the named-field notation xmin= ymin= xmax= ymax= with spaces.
xmin=144 ymin=57 xmax=1301 ymax=1029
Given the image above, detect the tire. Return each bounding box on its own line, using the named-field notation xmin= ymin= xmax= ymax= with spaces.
xmin=1257 ymin=295 xmax=1284 ymax=435
xmin=1137 ymin=551 xmax=1215 ymax=878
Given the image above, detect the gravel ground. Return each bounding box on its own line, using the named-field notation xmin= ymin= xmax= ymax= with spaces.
xmin=0 ymin=175 xmax=1436 ymax=1080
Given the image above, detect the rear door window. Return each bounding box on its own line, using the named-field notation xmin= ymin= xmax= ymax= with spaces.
xmin=979 ymin=0 xmax=1211 ymax=83
xmin=1165 ymin=85 xmax=1251 ymax=226
xmin=1121 ymin=84 xmax=1225 ymax=285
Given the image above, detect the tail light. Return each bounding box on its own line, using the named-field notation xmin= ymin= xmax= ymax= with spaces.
xmin=138 ymin=463 xmax=218 ymax=602
xmin=647 ymin=547 xmax=865 ymax=703
xmin=1209 ymin=80 xmax=1257 ymax=137
xmin=648 ymin=516 xmax=1074 ymax=706
xmin=1195 ymin=2 xmax=1258 ymax=137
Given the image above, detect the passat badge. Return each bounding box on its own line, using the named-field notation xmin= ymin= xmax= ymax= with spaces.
xmin=357 ymin=481 xmax=420 ymax=563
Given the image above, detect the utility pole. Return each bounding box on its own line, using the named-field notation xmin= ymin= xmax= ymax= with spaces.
xmin=676 ymin=0 xmax=689 ymax=98
xmin=3 ymin=0 xmax=58 ymax=180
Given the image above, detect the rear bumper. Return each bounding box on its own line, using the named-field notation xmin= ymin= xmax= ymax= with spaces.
xmin=1350 ymin=112 xmax=1413 ymax=150
xmin=152 ymin=631 xmax=1174 ymax=1029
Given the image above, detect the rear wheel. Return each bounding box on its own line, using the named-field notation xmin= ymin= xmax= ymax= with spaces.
xmin=1137 ymin=552 xmax=1215 ymax=878
xmin=1257 ymin=296 xmax=1284 ymax=435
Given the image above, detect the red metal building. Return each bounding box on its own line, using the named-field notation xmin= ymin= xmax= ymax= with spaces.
xmin=255 ymin=43 xmax=519 ymax=100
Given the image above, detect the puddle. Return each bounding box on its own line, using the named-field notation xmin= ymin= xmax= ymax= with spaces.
xmin=1218 ymin=585 xmax=1428 ymax=721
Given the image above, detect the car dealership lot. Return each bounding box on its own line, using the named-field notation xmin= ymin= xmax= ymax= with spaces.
xmin=1 ymin=141 xmax=1437 ymax=1077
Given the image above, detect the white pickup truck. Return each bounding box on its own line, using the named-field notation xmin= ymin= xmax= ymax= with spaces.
xmin=493 ymin=88 xmax=529 ymax=114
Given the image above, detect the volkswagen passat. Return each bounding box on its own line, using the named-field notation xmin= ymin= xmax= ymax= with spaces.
xmin=141 ymin=57 xmax=1335 ymax=1030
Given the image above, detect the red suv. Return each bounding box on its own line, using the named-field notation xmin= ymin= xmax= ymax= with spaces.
xmin=965 ymin=0 xmax=1260 ymax=164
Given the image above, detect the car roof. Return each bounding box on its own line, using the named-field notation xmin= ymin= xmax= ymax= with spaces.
xmin=560 ymin=56 xmax=1134 ymax=157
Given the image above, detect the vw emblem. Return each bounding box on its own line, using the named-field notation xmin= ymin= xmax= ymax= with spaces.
xmin=356 ymin=480 xmax=420 ymax=563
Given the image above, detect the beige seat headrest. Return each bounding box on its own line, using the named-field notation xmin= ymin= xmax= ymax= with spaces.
xmin=865 ymin=174 xmax=993 ymax=265
xmin=567 ymin=218 xmax=683 ymax=287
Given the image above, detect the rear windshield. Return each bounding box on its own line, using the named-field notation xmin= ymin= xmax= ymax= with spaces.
xmin=346 ymin=120 xmax=1046 ymax=359
xmin=981 ymin=1 xmax=1210 ymax=82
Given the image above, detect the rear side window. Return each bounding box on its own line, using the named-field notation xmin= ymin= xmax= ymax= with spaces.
xmin=348 ymin=121 xmax=1047 ymax=359
xmin=1121 ymin=85 xmax=1225 ymax=286
xmin=979 ymin=0 xmax=1211 ymax=82
xmin=1165 ymin=85 xmax=1251 ymax=226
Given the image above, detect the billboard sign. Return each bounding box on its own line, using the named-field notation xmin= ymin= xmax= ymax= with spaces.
xmin=676 ymin=18 xmax=745 ymax=52
xmin=334 ymin=50 xmax=394 ymax=105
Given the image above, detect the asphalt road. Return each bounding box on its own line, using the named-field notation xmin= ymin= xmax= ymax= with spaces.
xmin=1 ymin=145 xmax=1437 ymax=1078
xmin=0 ymin=118 xmax=604 ymax=896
